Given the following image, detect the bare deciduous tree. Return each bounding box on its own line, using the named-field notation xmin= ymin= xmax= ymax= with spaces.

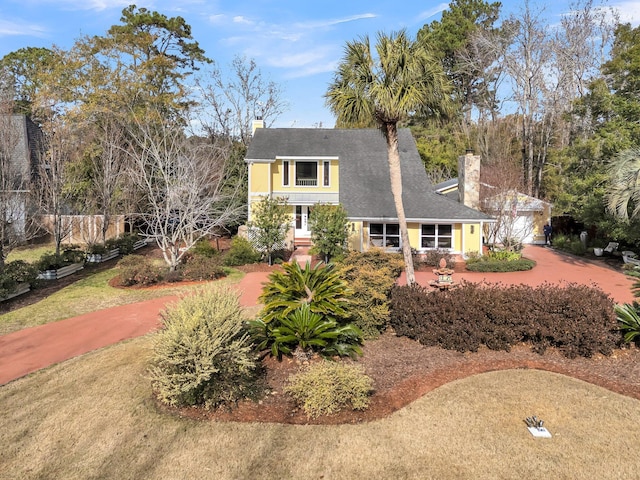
xmin=37 ymin=117 xmax=76 ymax=255
xmin=196 ymin=55 xmax=288 ymax=144
xmin=473 ymin=0 xmax=615 ymax=198
xmin=70 ymin=117 xmax=128 ymax=245
xmin=480 ymin=161 xmax=531 ymax=248
xmin=125 ymin=118 xmax=244 ymax=270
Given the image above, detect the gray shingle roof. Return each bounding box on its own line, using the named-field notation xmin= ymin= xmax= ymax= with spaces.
xmin=246 ymin=128 xmax=492 ymax=222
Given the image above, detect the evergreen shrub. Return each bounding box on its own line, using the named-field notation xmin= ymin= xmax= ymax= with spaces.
xmin=416 ymin=248 xmax=455 ymax=269
xmin=0 ymin=260 xmax=38 ymax=297
xmin=465 ymin=249 xmax=535 ymax=272
xmin=191 ymin=238 xmax=219 ymax=258
xmin=223 ymin=236 xmax=261 ymax=266
xmin=113 ymin=255 xmax=164 ymax=286
xmin=179 ymin=253 xmax=225 ymax=281
xmin=150 ymin=286 xmax=261 ymax=409
xmin=36 ymin=248 xmax=85 ymax=271
xmin=615 ymin=302 xmax=640 ymax=344
xmin=465 ymin=258 xmax=536 ymax=272
xmin=284 ymin=361 xmax=373 ymax=418
xmin=251 ymin=262 xmax=363 ymax=358
xmin=106 ymin=233 xmax=141 ymax=254
xmin=390 ymin=282 xmax=620 ymax=358
xmin=338 ymin=249 xmax=403 ymax=338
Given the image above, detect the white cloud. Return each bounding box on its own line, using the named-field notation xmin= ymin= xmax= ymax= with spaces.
xmin=233 ymin=15 xmax=254 ymax=25
xmin=283 ymin=61 xmax=339 ymax=79
xmin=36 ymin=0 xmax=136 ymax=11
xmin=0 ymin=19 xmax=48 ymax=37
xmin=610 ymin=1 xmax=640 ymax=24
xmin=266 ymin=48 xmax=330 ymax=68
xmin=293 ymin=13 xmax=377 ymax=30
xmin=209 ymin=14 xmax=226 ymax=24
xmin=416 ymin=3 xmax=448 ymax=22
xmin=210 ymin=10 xmax=377 ymax=78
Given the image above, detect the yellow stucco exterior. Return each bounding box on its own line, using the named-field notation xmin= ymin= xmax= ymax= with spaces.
xmin=269 ymin=158 xmax=339 ymax=193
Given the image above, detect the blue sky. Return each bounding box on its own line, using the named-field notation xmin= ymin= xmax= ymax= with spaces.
xmin=1 ymin=0 xmax=639 ymax=128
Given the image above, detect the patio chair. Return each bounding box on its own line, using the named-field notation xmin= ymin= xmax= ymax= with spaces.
xmin=622 ymin=251 xmax=640 ymax=266
xmin=604 ymin=242 xmax=619 ymax=255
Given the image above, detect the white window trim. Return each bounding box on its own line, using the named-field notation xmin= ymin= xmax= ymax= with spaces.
xmin=274 ymin=156 xmax=337 ymax=189
xmin=323 ymin=160 xmax=330 ymax=187
xmin=294 ymin=160 xmax=319 ymax=188
xmin=369 ymin=223 xmax=401 ymax=250
xmin=282 ymin=160 xmax=289 ymax=187
xmin=420 ymin=223 xmax=454 ymax=250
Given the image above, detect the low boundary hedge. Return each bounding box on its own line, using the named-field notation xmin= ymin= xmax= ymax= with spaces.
xmin=390 ymin=282 xmax=620 ymax=358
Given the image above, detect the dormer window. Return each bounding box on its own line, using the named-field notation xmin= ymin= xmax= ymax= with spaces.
xmin=296 ymin=161 xmax=317 ymax=186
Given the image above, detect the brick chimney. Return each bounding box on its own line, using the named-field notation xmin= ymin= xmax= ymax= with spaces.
xmin=458 ymin=150 xmax=480 ymax=210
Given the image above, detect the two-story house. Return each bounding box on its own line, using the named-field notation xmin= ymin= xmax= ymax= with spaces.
xmin=245 ymin=124 xmax=493 ymax=257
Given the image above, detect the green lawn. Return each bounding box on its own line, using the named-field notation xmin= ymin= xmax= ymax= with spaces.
xmin=6 ymin=243 xmax=58 ymax=264
xmin=0 ymin=266 xmax=244 ymax=335
xmin=1 ymin=336 xmax=639 ymax=479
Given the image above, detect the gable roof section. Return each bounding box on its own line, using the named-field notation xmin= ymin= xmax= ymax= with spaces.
xmin=435 ymin=178 xmax=551 ymax=212
xmin=246 ymin=128 xmax=492 ymax=222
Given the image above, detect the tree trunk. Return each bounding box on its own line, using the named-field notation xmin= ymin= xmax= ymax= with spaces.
xmin=384 ymin=123 xmax=416 ymax=286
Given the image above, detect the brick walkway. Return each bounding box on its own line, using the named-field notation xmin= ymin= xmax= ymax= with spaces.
xmin=0 ymin=246 xmax=635 ymax=385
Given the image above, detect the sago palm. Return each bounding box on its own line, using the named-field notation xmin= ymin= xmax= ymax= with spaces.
xmin=615 ymin=302 xmax=640 ymax=343
xmin=606 ymin=147 xmax=640 ymax=221
xmin=259 ymin=261 xmax=352 ymax=324
xmin=325 ymin=30 xmax=452 ymax=286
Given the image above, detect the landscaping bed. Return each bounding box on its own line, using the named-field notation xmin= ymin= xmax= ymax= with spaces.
xmin=161 ymin=331 xmax=640 ymax=425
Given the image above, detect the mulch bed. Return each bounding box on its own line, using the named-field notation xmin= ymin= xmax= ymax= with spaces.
xmin=161 ymin=332 xmax=640 ymax=425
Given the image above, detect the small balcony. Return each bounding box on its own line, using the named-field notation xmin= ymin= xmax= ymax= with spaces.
xmin=296 ymin=178 xmax=318 ymax=187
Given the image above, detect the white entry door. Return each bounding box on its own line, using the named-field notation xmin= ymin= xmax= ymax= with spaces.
xmin=294 ymin=205 xmax=312 ymax=238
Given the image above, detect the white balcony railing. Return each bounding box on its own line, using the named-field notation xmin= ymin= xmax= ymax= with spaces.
xmin=296 ymin=178 xmax=318 ymax=186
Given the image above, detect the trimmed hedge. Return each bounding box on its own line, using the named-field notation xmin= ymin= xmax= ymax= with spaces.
xmin=465 ymin=258 xmax=536 ymax=272
xmin=389 ymin=282 xmax=620 ymax=358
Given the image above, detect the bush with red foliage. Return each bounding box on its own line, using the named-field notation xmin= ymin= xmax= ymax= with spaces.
xmin=179 ymin=253 xmax=226 ymax=281
xmin=389 ymin=282 xmax=621 ymax=358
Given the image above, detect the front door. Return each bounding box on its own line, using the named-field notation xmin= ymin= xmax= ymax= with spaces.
xmin=294 ymin=205 xmax=312 ymax=238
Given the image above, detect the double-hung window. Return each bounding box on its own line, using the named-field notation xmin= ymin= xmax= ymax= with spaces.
xmin=370 ymin=223 xmax=400 ymax=249
xmin=421 ymin=224 xmax=453 ymax=249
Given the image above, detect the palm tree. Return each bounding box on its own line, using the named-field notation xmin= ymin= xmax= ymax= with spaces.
xmin=325 ymin=30 xmax=452 ymax=285
xmin=606 ymin=148 xmax=640 ymax=221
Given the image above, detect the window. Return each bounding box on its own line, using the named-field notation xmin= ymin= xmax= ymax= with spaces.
xmin=421 ymin=224 xmax=452 ymax=249
xmin=296 ymin=161 xmax=317 ymax=186
xmin=323 ymin=161 xmax=330 ymax=186
xmin=295 ymin=205 xmax=302 ymax=229
xmin=282 ymin=160 xmax=289 ymax=187
xmin=370 ymin=223 xmax=400 ymax=249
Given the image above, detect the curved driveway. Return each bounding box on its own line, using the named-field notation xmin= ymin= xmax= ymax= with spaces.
xmin=404 ymin=245 xmax=636 ymax=304
xmin=0 ymin=246 xmax=635 ymax=385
